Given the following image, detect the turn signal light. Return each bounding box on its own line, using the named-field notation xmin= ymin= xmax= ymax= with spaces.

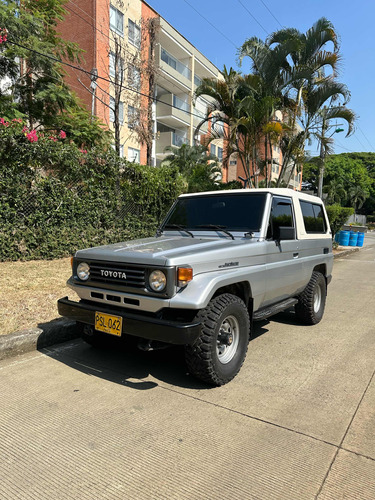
xmin=70 ymin=256 xmax=74 ymax=269
xmin=177 ymin=267 xmax=193 ymax=287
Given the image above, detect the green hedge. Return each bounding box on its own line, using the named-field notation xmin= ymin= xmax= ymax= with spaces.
xmin=0 ymin=123 xmax=185 ymax=260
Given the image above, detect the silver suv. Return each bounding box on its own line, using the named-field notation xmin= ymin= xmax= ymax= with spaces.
xmin=58 ymin=188 xmax=333 ymax=386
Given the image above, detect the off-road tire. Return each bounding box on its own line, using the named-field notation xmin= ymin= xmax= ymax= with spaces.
xmin=295 ymin=271 xmax=326 ymax=325
xmin=185 ymin=293 xmax=250 ymax=386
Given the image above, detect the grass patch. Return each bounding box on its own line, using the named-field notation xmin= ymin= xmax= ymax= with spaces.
xmin=0 ymin=258 xmax=78 ymax=336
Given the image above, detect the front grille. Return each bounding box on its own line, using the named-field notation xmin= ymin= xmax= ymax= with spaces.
xmin=89 ymin=262 xmax=146 ymax=289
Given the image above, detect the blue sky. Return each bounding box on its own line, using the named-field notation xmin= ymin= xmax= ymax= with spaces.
xmin=150 ymin=0 xmax=374 ymax=156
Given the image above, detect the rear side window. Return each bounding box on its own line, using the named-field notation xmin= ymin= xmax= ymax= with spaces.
xmin=267 ymin=196 xmax=295 ymax=239
xmin=300 ymin=200 xmax=327 ymax=233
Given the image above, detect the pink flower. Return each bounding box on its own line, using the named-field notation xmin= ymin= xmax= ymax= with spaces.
xmin=79 ymin=149 xmax=87 ymax=154
xmin=0 ymin=117 xmax=6 ymax=125
xmin=22 ymin=126 xmax=28 ymax=133
xmin=49 ymin=136 xmax=58 ymax=142
xmin=26 ymin=130 xmax=38 ymax=143
xmin=59 ymin=130 xmax=66 ymax=139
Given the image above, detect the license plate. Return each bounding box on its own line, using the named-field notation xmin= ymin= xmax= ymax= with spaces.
xmin=95 ymin=312 xmax=123 ymax=336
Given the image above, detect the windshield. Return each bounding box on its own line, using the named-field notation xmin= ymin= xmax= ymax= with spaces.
xmin=162 ymin=193 xmax=267 ymax=232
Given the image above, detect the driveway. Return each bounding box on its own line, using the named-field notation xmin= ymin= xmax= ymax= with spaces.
xmin=1 ymin=234 xmax=375 ymax=499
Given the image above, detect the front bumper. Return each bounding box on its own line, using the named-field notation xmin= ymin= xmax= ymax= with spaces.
xmin=57 ymin=297 xmax=201 ymax=345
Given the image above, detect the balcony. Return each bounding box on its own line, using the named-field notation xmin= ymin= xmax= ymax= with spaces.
xmin=157 ymin=46 xmax=192 ymax=90
xmin=156 ymin=92 xmax=190 ymax=128
xmin=156 ymin=131 xmax=189 ymax=156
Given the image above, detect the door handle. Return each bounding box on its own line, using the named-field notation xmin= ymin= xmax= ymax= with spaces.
xmin=293 ymin=252 xmax=299 ymax=258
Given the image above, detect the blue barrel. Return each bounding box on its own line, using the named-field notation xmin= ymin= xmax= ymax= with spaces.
xmin=338 ymin=230 xmax=350 ymax=246
xmin=334 ymin=232 xmax=340 ymax=243
xmin=357 ymin=232 xmax=365 ymax=247
xmin=349 ymin=231 xmax=358 ymax=246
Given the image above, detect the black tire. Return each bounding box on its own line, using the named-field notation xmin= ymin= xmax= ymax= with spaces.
xmin=185 ymin=293 xmax=250 ymax=386
xmin=295 ymin=271 xmax=326 ymax=325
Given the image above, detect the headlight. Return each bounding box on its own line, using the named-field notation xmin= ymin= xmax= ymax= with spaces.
xmin=77 ymin=262 xmax=90 ymax=281
xmin=149 ymin=270 xmax=166 ymax=292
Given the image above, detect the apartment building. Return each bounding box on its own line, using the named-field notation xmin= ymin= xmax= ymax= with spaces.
xmin=59 ymin=0 xmax=222 ymax=167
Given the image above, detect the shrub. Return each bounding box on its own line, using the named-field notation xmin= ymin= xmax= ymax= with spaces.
xmin=325 ymin=204 xmax=354 ymax=237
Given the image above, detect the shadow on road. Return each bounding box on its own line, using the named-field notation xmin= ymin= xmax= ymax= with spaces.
xmin=41 ymin=320 xmax=270 ymax=391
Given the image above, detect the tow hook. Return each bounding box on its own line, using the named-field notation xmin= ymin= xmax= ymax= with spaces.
xmin=137 ymin=339 xmax=169 ymax=351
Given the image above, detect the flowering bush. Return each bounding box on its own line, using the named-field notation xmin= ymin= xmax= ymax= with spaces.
xmin=0 ymin=28 xmax=7 ymax=44
xmin=0 ymin=118 xmax=185 ymax=260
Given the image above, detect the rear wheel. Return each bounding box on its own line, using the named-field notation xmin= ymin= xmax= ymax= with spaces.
xmin=185 ymin=293 xmax=250 ymax=386
xmin=295 ymin=271 xmax=326 ymax=325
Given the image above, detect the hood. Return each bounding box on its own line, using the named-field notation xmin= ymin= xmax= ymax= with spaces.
xmin=75 ymin=235 xmax=245 ymax=266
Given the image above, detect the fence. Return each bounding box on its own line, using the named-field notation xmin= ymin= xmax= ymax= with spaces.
xmin=346 ymin=214 xmax=367 ymax=225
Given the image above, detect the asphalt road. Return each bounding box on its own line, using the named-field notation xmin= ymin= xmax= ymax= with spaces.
xmin=2 ymin=234 xmax=375 ymax=500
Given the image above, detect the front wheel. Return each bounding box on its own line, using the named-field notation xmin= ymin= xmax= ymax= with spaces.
xmin=185 ymin=293 xmax=250 ymax=386
xmin=295 ymin=271 xmax=327 ymax=325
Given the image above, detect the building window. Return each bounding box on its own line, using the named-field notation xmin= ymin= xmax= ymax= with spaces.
xmin=217 ymin=147 xmax=223 ymax=162
xmin=212 ymin=118 xmax=225 ymax=136
xmin=110 ymin=6 xmax=124 ymax=36
xmin=109 ymin=52 xmax=124 ymax=79
xmin=128 ymin=19 xmax=141 ymax=48
xmin=110 ymin=97 xmax=124 ymax=124
xmin=128 ymin=147 xmax=140 ymax=163
xmin=109 ymin=52 xmax=115 ymax=77
xmin=128 ymin=105 xmax=139 ymax=128
xmin=111 ymin=144 xmax=124 ymax=157
xmin=128 ymin=64 xmax=141 ymax=90
xmin=210 ymin=144 xmax=216 ymax=156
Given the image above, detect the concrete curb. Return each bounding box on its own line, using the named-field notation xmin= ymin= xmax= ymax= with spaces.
xmin=0 ymin=318 xmax=79 ymax=361
xmin=333 ymin=247 xmax=360 ymax=259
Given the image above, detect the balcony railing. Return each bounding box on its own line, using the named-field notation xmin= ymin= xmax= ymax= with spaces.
xmin=161 ymin=48 xmax=191 ymax=80
xmin=172 ymin=131 xmax=189 ymax=147
xmin=194 ymin=75 xmax=202 ymax=87
xmin=173 ymin=95 xmax=189 ymax=113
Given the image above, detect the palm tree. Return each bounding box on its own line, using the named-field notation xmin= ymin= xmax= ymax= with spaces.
xmin=323 ymin=178 xmax=347 ymax=205
xmin=240 ymin=19 xmax=352 ymax=188
xmin=161 ymin=143 xmax=221 ymax=192
xmin=348 ymin=185 xmax=368 ymax=214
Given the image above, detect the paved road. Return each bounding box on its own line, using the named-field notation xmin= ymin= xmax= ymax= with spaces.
xmin=2 ymin=235 xmax=375 ymax=500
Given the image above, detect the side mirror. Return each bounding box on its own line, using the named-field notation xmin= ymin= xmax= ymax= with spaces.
xmin=276 ymin=226 xmax=295 ymax=240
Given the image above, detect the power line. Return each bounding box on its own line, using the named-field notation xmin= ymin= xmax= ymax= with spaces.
xmin=353 ymin=133 xmax=367 ymax=151
xmin=335 ymin=141 xmax=355 ymax=153
xmin=237 ymin=0 xmax=268 ymax=35
xmin=6 ymin=38 xmax=211 ymax=122
xmin=181 ymin=0 xmax=238 ymax=48
xmin=258 ymin=0 xmax=283 ymax=29
xmin=358 ymin=125 xmax=375 ymax=151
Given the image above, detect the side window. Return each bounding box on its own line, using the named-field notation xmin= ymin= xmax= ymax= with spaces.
xmin=300 ymin=201 xmax=327 ymax=233
xmin=267 ymin=196 xmax=294 ymax=239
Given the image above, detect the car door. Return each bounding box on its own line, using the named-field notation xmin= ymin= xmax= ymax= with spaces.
xmin=263 ymin=195 xmax=303 ymax=306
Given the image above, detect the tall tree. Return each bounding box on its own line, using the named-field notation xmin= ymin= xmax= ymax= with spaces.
xmin=0 ymin=0 xmax=110 ymax=147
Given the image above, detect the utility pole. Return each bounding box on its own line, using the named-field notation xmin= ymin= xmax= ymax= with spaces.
xmin=90 ymin=68 xmax=98 ymax=122
xmin=317 ymin=116 xmax=344 ymax=199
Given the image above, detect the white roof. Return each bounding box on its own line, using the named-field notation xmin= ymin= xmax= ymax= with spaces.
xmin=179 ymin=188 xmax=323 ymax=204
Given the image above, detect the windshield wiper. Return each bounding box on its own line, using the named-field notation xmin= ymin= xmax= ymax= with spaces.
xmin=162 ymin=224 xmax=194 ymax=238
xmin=196 ymin=224 xmax=234 ymax=240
